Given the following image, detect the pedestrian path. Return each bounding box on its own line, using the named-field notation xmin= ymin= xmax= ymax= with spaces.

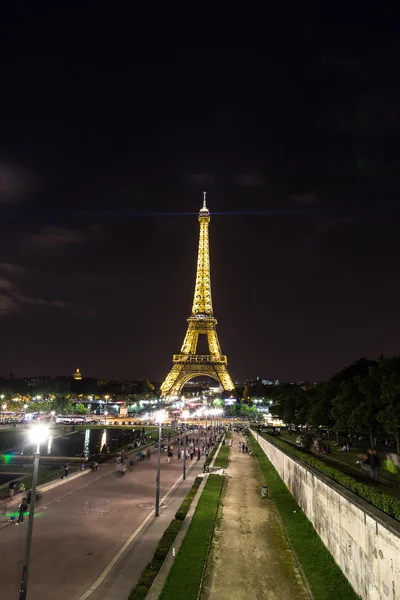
xmin=201 ymin=432 xmax=311 ymax=600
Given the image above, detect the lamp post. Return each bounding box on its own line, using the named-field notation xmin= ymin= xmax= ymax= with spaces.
xmin=155 ymin=410 xmax=166 ymax=517
xmin=2 ymin=402 xmax=6 ymax=422
xmin=19 ymin=425 xmax=49 ymax=600
xmin=182 ymin=410 xmax=189 ymax=480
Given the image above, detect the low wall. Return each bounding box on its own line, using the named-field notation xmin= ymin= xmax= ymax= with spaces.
xmin=251 ymin=429 xmax=400 ymax=600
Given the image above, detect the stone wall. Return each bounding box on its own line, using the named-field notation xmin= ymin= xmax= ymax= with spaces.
xmin=251 ymin=430 xmax=400 ymax=600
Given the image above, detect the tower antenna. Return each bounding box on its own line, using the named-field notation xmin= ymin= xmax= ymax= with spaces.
xmin=203 ymin=191 xmax=207 ymax=209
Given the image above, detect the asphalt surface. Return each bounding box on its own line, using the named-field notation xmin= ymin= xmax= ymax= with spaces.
xmin=0 ymin=432 xmax=207 ymax=600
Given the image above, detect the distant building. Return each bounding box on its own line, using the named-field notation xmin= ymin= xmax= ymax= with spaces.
xmin=73 ymin=368 xmax=82 ymax=381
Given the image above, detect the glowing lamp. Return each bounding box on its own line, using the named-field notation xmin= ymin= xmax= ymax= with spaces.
xmin=29 ymin=425 xmax=49 ymax=446
xmin=155 ymin=410 xmax=167 ymax=423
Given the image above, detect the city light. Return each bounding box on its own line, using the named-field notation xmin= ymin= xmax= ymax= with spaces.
xmin=29 ymin=425 xmax=49 ymax=446
xmin=155 ymin=409 xmax=167 ymax=423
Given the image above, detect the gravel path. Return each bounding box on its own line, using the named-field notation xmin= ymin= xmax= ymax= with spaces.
xmin=201 ymin=432 xmax=310 ymax=600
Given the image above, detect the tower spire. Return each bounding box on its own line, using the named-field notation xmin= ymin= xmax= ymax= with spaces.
xmin=160 ymin=194 xmax=234 ymax=397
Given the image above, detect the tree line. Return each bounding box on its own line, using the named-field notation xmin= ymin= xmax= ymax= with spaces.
xmin=265 ymin=357 xmax=400 ymax=453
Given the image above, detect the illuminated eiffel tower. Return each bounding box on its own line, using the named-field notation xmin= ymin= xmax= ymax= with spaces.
xmin=160 ymin=193 xmax=235 ymax=397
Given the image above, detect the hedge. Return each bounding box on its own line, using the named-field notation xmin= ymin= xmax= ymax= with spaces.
xmin=129 ymin=476 xmax=203 ymax=600
xmin=175 ymin=476 xmax=202 ymax=521
xmin=203 ymin=434 xmax=224 ymax=470
xmin=256 ymin=430 xmax=400 ymax=522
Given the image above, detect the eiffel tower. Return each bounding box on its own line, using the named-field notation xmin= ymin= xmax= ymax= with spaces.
xmin=160 ymin=193 xmax=235 ymax=397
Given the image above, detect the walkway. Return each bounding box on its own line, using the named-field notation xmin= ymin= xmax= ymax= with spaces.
xmin=0 ymin=432 xmax=204 ymax=600
xmin=201 ymin=432 xmax=310 ymax=600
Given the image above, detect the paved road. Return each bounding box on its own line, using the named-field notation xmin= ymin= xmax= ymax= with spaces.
xmin=0 ymin=432 xmax=206 ymax=600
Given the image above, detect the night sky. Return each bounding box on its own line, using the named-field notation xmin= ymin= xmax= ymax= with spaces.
xmin=1 ymin=4 xmax=400 ymax=383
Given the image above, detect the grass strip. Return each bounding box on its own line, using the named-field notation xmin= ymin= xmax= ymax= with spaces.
xmin=203 ymin=434 xmax=223 ymax=470
xmin=213 ymin=445 xmax=229 ymax=469
xmin=128 ymin=476 xmax=202 ymax=600
xmin=249 ymin=433 xmax=359 ymax=600
xmin=160 ymin=475 xmax=223 ymax=600
xmin=256 ymin=429 xmax=400 ymax=521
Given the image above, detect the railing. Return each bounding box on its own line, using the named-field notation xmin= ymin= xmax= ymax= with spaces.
xmin=173 ymin=354 xmax=227 ymax=365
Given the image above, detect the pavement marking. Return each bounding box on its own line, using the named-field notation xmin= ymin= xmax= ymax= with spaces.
xmin=78 ymin=458 xmax=198 ymax=600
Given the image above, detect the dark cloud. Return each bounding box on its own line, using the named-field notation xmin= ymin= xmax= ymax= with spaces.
xmin=234 ymin=174 xmax=265 ymax=187
xmin=0 ymin=275 xmax=66 ymax=317
xmin=187 ymin=174 xmax=215 ymax=185
xmin=0 ymin=263 xmax=26 ymax=275
xmin=289 ymin=194 xmax=319 ymax=205
xmin=0 ymin=295 xmax=18 ymax=316
xmin=29 ymin=226 xmax=98 ymax=248
xmin=0 ymin=163 xmax=35 ymax=204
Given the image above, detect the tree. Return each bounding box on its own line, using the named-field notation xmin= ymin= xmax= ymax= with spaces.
xmin=270 ymin=384 xmax=307 ymax=428
xmin=307 ymin=383 xmax=335 ymax=430
xmin=330 ymin=358 xmax=377 ymax=442
xmin=74 ymin=403 xmax=88 ymax=415
xmin=353 ymin=361 xmax=383 ymax=448
xmin=378 ymin=356 xmax=400 ymax=453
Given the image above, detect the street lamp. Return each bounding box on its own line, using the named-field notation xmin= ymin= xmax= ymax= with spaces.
xmin=19 ymin=425 xmax=49 ymax=600
xmin=182 ymin=409 xmax=190 ymax=480
xmin=155 ymin=409 xmax=166 ymax=517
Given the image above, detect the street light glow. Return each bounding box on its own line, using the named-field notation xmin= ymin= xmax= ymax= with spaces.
xmin=182 ymin=409 xmax=190 ymax=420
xmin=155 ymin=409 xmax=167 ymax=423
xmin=29 ymin=425 xmax=49 ymax=446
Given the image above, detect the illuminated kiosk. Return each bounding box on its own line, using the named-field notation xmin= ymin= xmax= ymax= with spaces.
xmin=160 ymin=193 xmax=234 ymax=397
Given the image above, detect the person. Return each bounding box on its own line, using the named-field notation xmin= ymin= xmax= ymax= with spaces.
xmin=91 ymin=461 xmax=99 ymax=471
xmin=357 ymin=453 xmax=372 ymax=477
xmin=146 ymin=448 xmax=151 ymax=460
xmin=80 ymin=462 xmax=85 ymax=470
xmin=9 ymin=480 xmax=16 ymax=499
xmin=340 ymin=444 xmax=350 ymax=452
xmin=64 ymin=461 xmax=70 ymax=477
xmin=385 ymin=452 xmax=400 ymax=475
xmin=368 ymin=449 xmax=380 ymax=480
xmin=177 ymin=448 xmax=181 ymax=459
xmin=16 ymin=498 xmax=27 ymax=525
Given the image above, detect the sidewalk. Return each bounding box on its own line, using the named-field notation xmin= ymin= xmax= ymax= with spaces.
xmin=201 ymin=432 xmax=310 ymax=600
